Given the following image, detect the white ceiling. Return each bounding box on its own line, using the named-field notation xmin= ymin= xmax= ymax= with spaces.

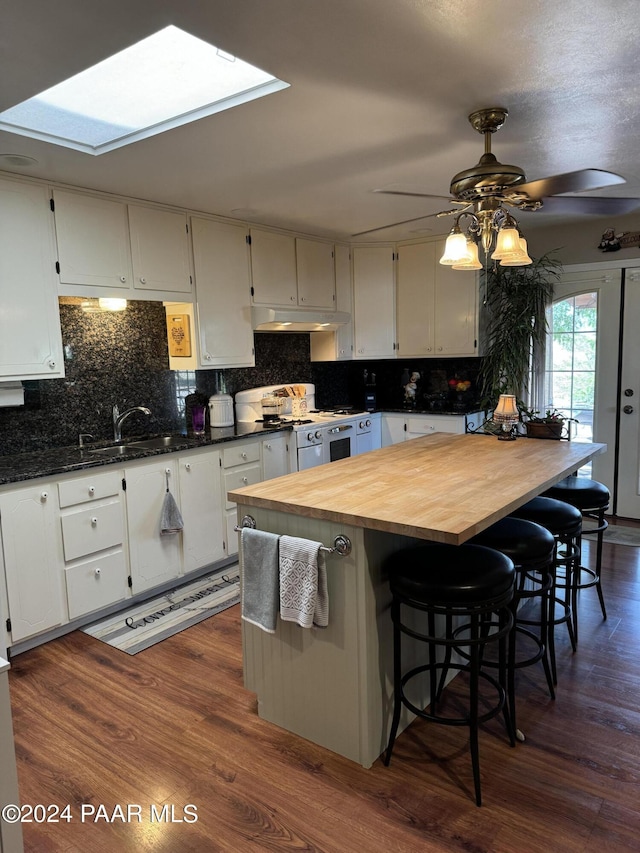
xmin=2 ymin=0 xmax=640 ymax=242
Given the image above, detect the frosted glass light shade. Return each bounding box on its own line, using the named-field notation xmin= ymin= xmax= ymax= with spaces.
xmin=439 ymin=230 xmax=472 ymax=265
xmin=491 ymin=227 xmax=521 ymax=260
xmin=500 ymin=236 xmax=533 ymax=266
xmin=452 ymin=240 xmax=482 ymax=270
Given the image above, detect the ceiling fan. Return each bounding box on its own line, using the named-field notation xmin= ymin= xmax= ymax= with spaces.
xmin=352 ymin=107 xmax=640 ymax=251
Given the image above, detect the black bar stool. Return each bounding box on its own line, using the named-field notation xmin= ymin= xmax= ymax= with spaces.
xmin=543 ymin=476 xmax=609 ymax=643
xmin=383 ymin=542 xmax=515 ymax=807
xmin=470 ymin=516 xmax=556 ymax=741
xmin=511 ymin=496 xmax=582 ymax=684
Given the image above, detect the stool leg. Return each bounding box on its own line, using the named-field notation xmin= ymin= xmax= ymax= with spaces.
xmin=469 ymin=613 xmax=482 ymax=807
xmin=594 ymin=508 xmax=607 ymax=621
xmin=500 ymin=605 xmax=517 ymax=746
xmin=538 ymin=567 xmax=555 ymax=700
xmin=384 ymin=599 xmax=402 ymax=767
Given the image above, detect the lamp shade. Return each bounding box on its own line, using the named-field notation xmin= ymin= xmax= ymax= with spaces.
xmin=452 ymin=239 xmax=482 ymax=270
xmin=491 ymin=227 xmax=521 ymax=260
xmin=492 ymin=394 xmax=518 ymax=422
xmin=499 ymin=236 xmax=533 ymax=266
xmin=439 ymin=229 xmax=472 ymax=265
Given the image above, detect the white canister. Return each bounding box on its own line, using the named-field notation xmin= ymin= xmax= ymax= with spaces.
xmin=209 ymin=394 xmax=234 ymax=427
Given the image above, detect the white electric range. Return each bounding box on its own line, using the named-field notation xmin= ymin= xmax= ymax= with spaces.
xmin=234 ymin=384 xmax=373 ymax=470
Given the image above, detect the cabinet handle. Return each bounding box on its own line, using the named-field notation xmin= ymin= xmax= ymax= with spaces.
xmin=241 ymin=452 xmax=247 ymax=459
xmin=184 ymin=463 xmax=191 ymax=471
xmin=265 ymin=443 xmax=271 ymax=449
xmin=242 ymin=476 xmax=248 ymax=484
xmin=88 ymin=486 xmax=95 ymax=495
xmin=91 ymin=516 xmax=98 ymax=526
xmin=120 ymin=275 xmax=127 ymax=283
xmin=290 ymin=296 xmax=296 ymax=302
xmin=94 ymin=567 xmax=101 ymax=577
xmin=48 ymin=359 xmax=56 ymax=369
xmin=40 ymin=491 xmax=48 ymax=501
xmin=204 ymin=353 xmax=212 ymax=360
xmin=139 ymin=276 xmax=146 ymax=284
xmin=437 ymin=346 xmax=443 ymax=351
xmin=165 ymin=468 xmax=171 ymax=474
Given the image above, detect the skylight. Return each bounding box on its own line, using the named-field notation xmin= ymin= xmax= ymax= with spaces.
xmin=0 ymin=25 xmax=289 ymax=155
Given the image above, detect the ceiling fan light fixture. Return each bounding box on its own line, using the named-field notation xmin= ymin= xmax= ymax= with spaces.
xmin=439 ymin=227 xmax=471 ymax=265
xmin=500 ymin=235 xmax=532 ymax=266
xmin=491 ymin=226 xmax=521 ymax=260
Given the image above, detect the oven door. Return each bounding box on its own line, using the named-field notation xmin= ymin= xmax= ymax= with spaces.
xmin=297 ymin=442 xmax=325 ymax=470
xmin=326 ymin=422 xmax=355 ymax=462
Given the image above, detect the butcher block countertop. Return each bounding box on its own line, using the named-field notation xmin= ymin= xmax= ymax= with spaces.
xmin=228 ymin=433 xmax=606 ymax=545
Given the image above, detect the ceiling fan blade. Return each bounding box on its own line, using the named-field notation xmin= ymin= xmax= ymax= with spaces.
xmin=351 ymin=213 xmax=440 ymax=237
xmin=530 ymin=195 xmax=640 ymax=216
xmin=373 ymin=189 xmax=453 ymax=200
xmin=517 ymin=169 xmax=626 ymax=201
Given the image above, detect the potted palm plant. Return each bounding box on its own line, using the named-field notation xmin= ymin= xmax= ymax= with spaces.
xmin=479 ymin=251 xmax=563 ymax=417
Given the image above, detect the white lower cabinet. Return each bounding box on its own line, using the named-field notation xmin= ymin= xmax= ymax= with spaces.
xmin=381 ymin=412 xmax=482 ymax=446
xmin=124 ymin=459 xmax=183 ymax=595
xmin=261 ymin=434 xmax=289 ymax=481
xmin=177 ymin=448 xmax=225 ymax=574
xmin=0 ymin=483 xmax=66 ymax=643
xmin=222 ymin=440 xmax=262 ymax=557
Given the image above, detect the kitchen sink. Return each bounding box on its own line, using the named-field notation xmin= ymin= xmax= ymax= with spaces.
xmin=129 ymin=435 xmax=194 ymax=450
xmin=89 ymin=444 xmax=146 ymax=457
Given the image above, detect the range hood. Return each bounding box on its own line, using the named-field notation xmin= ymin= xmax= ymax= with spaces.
xmin=252 ymin=306 xmax=350 ymax=332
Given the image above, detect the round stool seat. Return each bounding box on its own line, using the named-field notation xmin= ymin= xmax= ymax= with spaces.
xmin=386 ymin=543 xmax=515 ymax=606
xmin=544 ymin=476 xmax=609 ymax=510
xmin=471 ymin=517 xmax=555 ymax=564
xmin=511 ymin=495 xmax=582 ymax=535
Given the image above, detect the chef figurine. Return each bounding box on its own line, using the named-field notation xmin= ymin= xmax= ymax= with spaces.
xmin=404 ymin=371 xmax=420 ymax=404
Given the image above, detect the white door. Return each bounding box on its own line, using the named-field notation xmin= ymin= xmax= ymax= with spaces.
xmin=616 ymin=268 xmax=640 ymax=517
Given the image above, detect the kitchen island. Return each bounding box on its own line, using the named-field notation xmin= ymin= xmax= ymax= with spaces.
xmin=228 ymin=433 xmax=606 ymax=767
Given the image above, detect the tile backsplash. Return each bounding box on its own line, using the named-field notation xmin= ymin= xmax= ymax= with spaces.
xmin=0 ymin=301 xmax=482 ymax=457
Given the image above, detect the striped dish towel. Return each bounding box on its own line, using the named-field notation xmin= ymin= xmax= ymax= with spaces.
xmin=279 ymin=535 xmax=328 ymax=629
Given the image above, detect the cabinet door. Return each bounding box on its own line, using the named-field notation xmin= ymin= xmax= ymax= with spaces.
xmin=250 ymin=228 xmax=297 ymax=306
xmin=177 ymin=449 xmax=225 ymax=574
xmin=262 ymin=434 xmax=289 ymax=480
xmin=0 ymin=484 xmax=66 ymax=643
xmin=353 ymin=247 xmax=396 ymax=358
xmin=296 ymin=238 xmax=335 ymax=309
xmin=381 ymin=414 xmax=407 ymax=446
xmin=0 ymin=178 xmax=64 ymax=380
xmin=191 ymin=218 xmax=254 ymax=367
xmin=434 ymin=250 xmax=478 ymax=356
xmin=125 ymin=460 xmax=182 ymax=594
xmin=311 ymin=243 xmax=353 ymax=362
xmin=396 ymin=242 xmax=436 ymax=357
xmin=54 ymin=189 xmax=132 ymax=289
xmin=128 ymin=204 xmax=192 ymax=294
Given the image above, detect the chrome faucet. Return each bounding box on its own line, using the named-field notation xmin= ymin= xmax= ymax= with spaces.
xmin=113 ymin=404 xmax=152 ymax=441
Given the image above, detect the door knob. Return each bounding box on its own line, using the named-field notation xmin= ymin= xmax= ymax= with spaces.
xmin=623 ymin=405 xmax=634 ymax=414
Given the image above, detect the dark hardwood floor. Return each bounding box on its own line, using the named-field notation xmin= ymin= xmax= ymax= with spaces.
xmin=8 ymin=528 xmax=640 ymax=852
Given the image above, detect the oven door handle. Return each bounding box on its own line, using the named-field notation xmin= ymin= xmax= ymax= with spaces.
xmin=328 ymin=424 xmax=353 ymax=433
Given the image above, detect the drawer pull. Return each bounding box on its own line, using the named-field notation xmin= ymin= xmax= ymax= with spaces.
xmin=94 ymin=567 xmax=101 ymax=577
xmin=241 ymin=452 xmax=247 ymax=459
xmin=91 ymin=517 xmax=98 ymax=526
xmin=242 ymin=476 xmax=248 ymax=484
xmin=88 ymin=486 xmax=95 ymax=495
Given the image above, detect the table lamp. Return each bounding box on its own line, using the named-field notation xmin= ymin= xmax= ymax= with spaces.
xmin=493 ymin=394 xmax=519 ymax=441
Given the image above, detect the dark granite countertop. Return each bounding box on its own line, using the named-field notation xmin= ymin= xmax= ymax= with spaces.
xmin=380 ymin=406 xmax=485 ymax=416
xmin=0 ymin=423 xmax=293 ymax=487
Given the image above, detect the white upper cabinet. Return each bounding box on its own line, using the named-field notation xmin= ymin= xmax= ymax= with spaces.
xmin=396 ymin=238 xmax=478 ymax=358
xmin=0 ymin=177 xmax=64 ymax=380
xmin=54 ymin=189 xmax=192 ymax=299
xmin=54 ymin=189 xmax=132 ymax=290
xmin=128 ymin=204 xmax=191 ymax=294
xmin=352 ymin=246 xmax=396 ymax=358
xmin=310 ymin=243 xmax=353 ymax=362
xmin=191 ymin=217 xmax=255 ymax=368
xmin=295 ymin=237 xmax=335 ymax=309
xmin=250 ymin=228 xmax=298 ymax=305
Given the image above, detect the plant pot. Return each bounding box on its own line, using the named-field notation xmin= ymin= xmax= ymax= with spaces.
xmin=525 ymin=421 xmax=563 ymax=440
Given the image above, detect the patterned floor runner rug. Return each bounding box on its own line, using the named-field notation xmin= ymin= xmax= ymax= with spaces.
xmin=583 ymin=523 xmax=640 ymax=546
xmin=82 ymin=565 xmax=240 ymax=654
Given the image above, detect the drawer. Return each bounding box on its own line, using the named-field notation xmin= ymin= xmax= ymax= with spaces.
xmin=65 ymin=548 xmax=128 ymax=620
xmin=58 ymin=470 xmax=122 ymax=508
xmin=61 ymin=499 xmax=125 ymax=562
xmin=407 ymin=416 xmax=465 ymax=435
xmin=224 ymin=463 xmax=261 ymax=508
xmin=222 ymin=441 xmax=260 ymax=469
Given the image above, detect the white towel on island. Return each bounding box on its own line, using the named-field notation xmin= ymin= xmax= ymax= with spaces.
xmin=240 ymin=527 xmax=280 ymax=633
xmin=279 ymin=535 xmax=329 ymax=629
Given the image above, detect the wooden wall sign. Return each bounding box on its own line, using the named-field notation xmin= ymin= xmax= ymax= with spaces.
xmin=167 ymin=313 xmax=192 ymax=357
